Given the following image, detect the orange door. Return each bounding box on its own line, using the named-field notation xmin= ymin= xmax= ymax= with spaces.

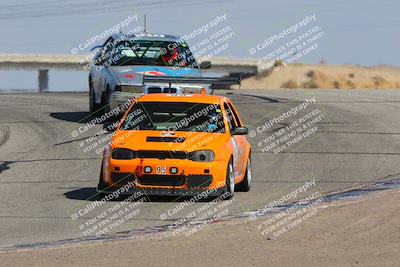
xmin=224 ymin=102 xmax=245 ymax=180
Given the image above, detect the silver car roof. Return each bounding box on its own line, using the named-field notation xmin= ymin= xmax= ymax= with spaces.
xmin=110 ymin=32 xmax=184 ymax=43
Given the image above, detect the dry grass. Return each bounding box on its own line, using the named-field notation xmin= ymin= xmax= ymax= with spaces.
xmin=242 ymin=64 xmax=400 ymax=89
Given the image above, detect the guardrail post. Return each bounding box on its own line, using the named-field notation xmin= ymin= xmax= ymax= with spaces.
xmin=38 ymin=69 xmax=49 ymax=92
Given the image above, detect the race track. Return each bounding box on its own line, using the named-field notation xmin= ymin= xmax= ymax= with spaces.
xmin=1 ymin=89 xmax=400 ymax=248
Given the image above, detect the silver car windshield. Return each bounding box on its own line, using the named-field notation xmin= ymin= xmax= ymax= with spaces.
xmin=111 ymin=40 xmax=197 ymax=68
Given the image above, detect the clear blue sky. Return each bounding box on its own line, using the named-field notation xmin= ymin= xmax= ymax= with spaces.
xmin=0 ymin=0 xmax=399 ymax=90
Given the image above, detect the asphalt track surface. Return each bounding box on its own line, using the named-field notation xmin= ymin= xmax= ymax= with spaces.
xmin=1 ymin=89 xmax=400 ymax=248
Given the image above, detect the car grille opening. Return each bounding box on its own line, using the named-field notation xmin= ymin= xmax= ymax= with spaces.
xmin=146 ymin=137 xmax=185 ymax=143
xmin=137 ymin=150 xmax=188 ymax=159
xmin=119 ymin=85 xmax=143 ymax=93
xmin=138 ymin=175 xmax=185 ymax=186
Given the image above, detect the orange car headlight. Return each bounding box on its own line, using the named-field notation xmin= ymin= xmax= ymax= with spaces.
xmin=189 ymin=150 xmax=215 ymax=162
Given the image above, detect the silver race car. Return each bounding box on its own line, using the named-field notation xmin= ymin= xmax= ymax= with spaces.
xmin=88 ymin=32 xmax=240 ymax=116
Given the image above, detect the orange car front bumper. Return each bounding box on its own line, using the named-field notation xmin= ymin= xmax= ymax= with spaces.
xmin=98 ymin=158 xmax=228 ymax=196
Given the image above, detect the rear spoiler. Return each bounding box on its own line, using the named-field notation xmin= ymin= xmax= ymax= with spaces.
xmin=142 ymin=75 xmax=241 ymax=94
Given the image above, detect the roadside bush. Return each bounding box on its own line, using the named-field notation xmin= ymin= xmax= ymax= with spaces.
xmin=282 ymin=79 xmax=298 ymax=88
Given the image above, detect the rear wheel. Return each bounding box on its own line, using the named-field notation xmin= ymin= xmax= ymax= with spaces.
xmin=236 ymin=156 xmax=252 ymax=192
xmin=222 ymin=159 xmax=235 ymax=199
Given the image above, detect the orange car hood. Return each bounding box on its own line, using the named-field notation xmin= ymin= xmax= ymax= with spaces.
xmin=111 ymin=130 xmax=228 ymax=152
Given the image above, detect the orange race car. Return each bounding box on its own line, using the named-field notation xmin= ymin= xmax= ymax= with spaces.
xmin=97 ymin=93 xmax=252 ymax=199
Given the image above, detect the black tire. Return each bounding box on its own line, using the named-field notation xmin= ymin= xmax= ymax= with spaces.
xmin=97 ymin=164 xmax=124 ymax=201
xmin=97 ymin=163 xmax=108 ymax=190
xmin=236 ymin=156 xmax=252 ymax=192
xmin=103 ymin=86 xmax=119 ymax=122
xmin=222 ymin=159 xmax=235 ymax=199
xmin=89 ymin=80 xmax=101 ymax=114
xmin=103 ymin=86 xmax=111 ymax=115
xmin=97 ymin=164 xmax=108 ymax=200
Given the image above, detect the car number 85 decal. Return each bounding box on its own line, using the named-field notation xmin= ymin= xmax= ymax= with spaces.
xmin=156 ymin=166 xmax=167 ymax=174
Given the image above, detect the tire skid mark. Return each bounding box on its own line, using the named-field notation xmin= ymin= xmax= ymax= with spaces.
xmin=0 ymin=125 xmax=10 ymax=147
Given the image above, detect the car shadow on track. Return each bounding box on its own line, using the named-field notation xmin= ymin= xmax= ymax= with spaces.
xmin=50 ymin=111 xmax=121 ymax=131
xmin=50 ymin=112 xmax=93 ymax=123
xmin=64 ymin=187 xmax=99 ymax=201
xmin=64 ymin=187 xmax=219 ymax=202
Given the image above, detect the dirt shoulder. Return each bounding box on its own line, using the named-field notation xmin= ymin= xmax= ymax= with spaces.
xmin=242 ymin=64 xmax=400 ymax=89
xmin=1 ymin=189 xmax=399 ymax=267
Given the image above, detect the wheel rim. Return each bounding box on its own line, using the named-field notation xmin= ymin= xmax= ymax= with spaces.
xmin=247 ymin=158 xmax=252 ymax=186
xmin=228 ymin=163 xmax=234 ymax=195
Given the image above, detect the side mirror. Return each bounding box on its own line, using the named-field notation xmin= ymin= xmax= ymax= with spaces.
xmin=233 ymin=127 xmax=248 ymax=135
xmin=199 ymin=61 xmax=211 ymax=69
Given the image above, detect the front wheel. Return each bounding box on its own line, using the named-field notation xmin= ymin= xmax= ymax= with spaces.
xmin=103 ymin=87 xmax=119 ymax=122
xmin=89 ymin=83 xmax=98 ymax=114
xmin=236 ymin=156 xmax=252 ymax=192
xmin=97 ymin=164 xmax=108 ymax=199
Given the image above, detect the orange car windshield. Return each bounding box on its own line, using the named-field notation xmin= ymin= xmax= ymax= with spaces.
xmin=121 ymin=101 xmax=226 ymax=133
